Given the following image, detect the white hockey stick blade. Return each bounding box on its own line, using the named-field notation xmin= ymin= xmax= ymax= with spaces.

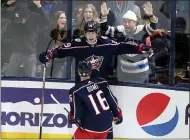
xmin=50 ymin=94 xmax=61 ymax=104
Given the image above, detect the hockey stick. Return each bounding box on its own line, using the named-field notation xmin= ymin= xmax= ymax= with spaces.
xmin=50 ymin=94 xmax=93 ymax=139
xmin=50 ymin=39 xmax=57 ymax=77
xmin=39 ymin=39 xmax=54 ymax=139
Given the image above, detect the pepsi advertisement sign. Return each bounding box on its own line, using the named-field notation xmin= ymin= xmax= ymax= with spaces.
xmin=111 ymin=86 xmax=189 ymax=138
xmin=136 ymin=93 xmax=178 ymax=136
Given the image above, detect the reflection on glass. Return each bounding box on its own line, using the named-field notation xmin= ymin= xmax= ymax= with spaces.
xmin=1 ymin=0 xmax=189 ymax=86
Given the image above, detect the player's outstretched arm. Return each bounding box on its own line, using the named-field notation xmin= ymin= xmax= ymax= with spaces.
xmin=39 ymin=48 xmax=58 ymax=64
xmin=113 ymin=39 xmax=151 ymax=55
xmin=39 ymin=42 xmax=76 ymax=64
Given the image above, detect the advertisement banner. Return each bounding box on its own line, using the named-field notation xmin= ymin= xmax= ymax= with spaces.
xmin=1 ymin=81 xmax=75 ymax=138
xmin=1 ymin=80 xmax=189 ymax=138
xmin=112 ymin=86 xmax=189 ymax=138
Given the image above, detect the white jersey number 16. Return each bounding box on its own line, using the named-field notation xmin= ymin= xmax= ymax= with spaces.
xmin=88 ymin=90 xmax=110 ymax=115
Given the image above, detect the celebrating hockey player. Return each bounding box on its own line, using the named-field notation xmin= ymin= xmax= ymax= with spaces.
xmin=68 ymin=60 xmax=123 ymax=139
xmin=39 ymin=21 xmax=151 ymax=83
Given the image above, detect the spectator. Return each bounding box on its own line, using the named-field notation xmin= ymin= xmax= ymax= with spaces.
xmin=36 ymin=0 xmax=67 ymax=57
xmin=48 ymin=11 xmax=75 ymax=79
xmin=72 ymin=5 xmax=83 ymax=39
xmin=100 ymin=2 xmax=158 ymax=83
xmin=99 ymin=1 xmax=142 ymax=80
xmin=175 ymin=17 xmax=189 ymax=68
xmin=1 ymin=16 xmax=12 ymax=75
xmin=72 ymin=5 xmax=83 ymax=27
xmin=73 ymin=4 xmax=100 ymax=39
xmin=3 ymin=0 xmax=48 ymax=77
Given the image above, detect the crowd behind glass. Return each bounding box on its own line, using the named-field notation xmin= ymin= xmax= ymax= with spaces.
xmin=1 ymin=0 xmax=189 ymax=85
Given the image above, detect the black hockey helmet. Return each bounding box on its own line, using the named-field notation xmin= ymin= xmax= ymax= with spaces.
xmin=78 ymin=60 xmax=92 ymax=77
xmin=84 ymin=21 xmax=98 ymax=32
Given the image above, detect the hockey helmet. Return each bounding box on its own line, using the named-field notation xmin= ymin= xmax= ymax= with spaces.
xmin=78 ymin=60 xmax=92 ymax=77
xmin=84 ymin=21 xmax=98 ymax=32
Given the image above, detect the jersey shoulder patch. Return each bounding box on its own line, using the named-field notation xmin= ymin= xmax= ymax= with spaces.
xmin=69 ymin=86 xmax=75 ymax=94
xmin=72 ymin=82 xmax=87 ymax=93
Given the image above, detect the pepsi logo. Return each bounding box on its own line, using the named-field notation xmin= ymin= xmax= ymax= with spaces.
xmin=136 ymin=93 xmax=179 ymax=136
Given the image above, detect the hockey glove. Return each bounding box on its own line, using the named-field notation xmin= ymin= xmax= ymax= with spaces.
xmin=39 ymin=49 xmax=57 ymax=64
xmin=137 ymin=43 xmax=152 ymax=53
xmin=114 ymin=108 xmax=123 ymax=125
xmin=68 ymin=112 xmax=82 ymax=126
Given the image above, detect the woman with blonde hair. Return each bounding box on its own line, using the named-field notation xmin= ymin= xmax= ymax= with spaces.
xmin=73 ymin=4 xmax=100 ymax=38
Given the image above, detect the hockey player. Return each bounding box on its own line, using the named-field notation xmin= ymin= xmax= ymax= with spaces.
xmin=39 ymin=21 xmax=151 ymax=83
xmin=68 ymin=60 xmax=123 ymax=139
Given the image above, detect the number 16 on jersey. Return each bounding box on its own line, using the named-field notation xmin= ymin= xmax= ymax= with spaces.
xmin=88 ymin=90 xmax=110 ymax=115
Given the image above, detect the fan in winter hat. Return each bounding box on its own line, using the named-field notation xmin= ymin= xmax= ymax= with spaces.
xmin=123 ymin=10 xmax=137 ymax=21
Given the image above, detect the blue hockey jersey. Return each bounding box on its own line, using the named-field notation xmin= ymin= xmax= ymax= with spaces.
xmin=69 ymin=77 xmax=120 ymax=132
xmin=40 ymin=36 xmax=146 ymax=83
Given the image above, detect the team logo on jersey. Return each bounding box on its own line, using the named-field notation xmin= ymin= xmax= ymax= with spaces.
xmin=85 ymin=55 xmax=104 ymax=71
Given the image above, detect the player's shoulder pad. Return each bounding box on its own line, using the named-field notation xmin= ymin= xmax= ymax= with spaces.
xmin=71 ymin=82 xmax=86 ymax=94
xmin=99 ymin=36 xmax=112 ymax=44
xmin=69 ymin=86 xmax=75 ymax=94
xmin=69 ymin=83 xmax=82 ymax=93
